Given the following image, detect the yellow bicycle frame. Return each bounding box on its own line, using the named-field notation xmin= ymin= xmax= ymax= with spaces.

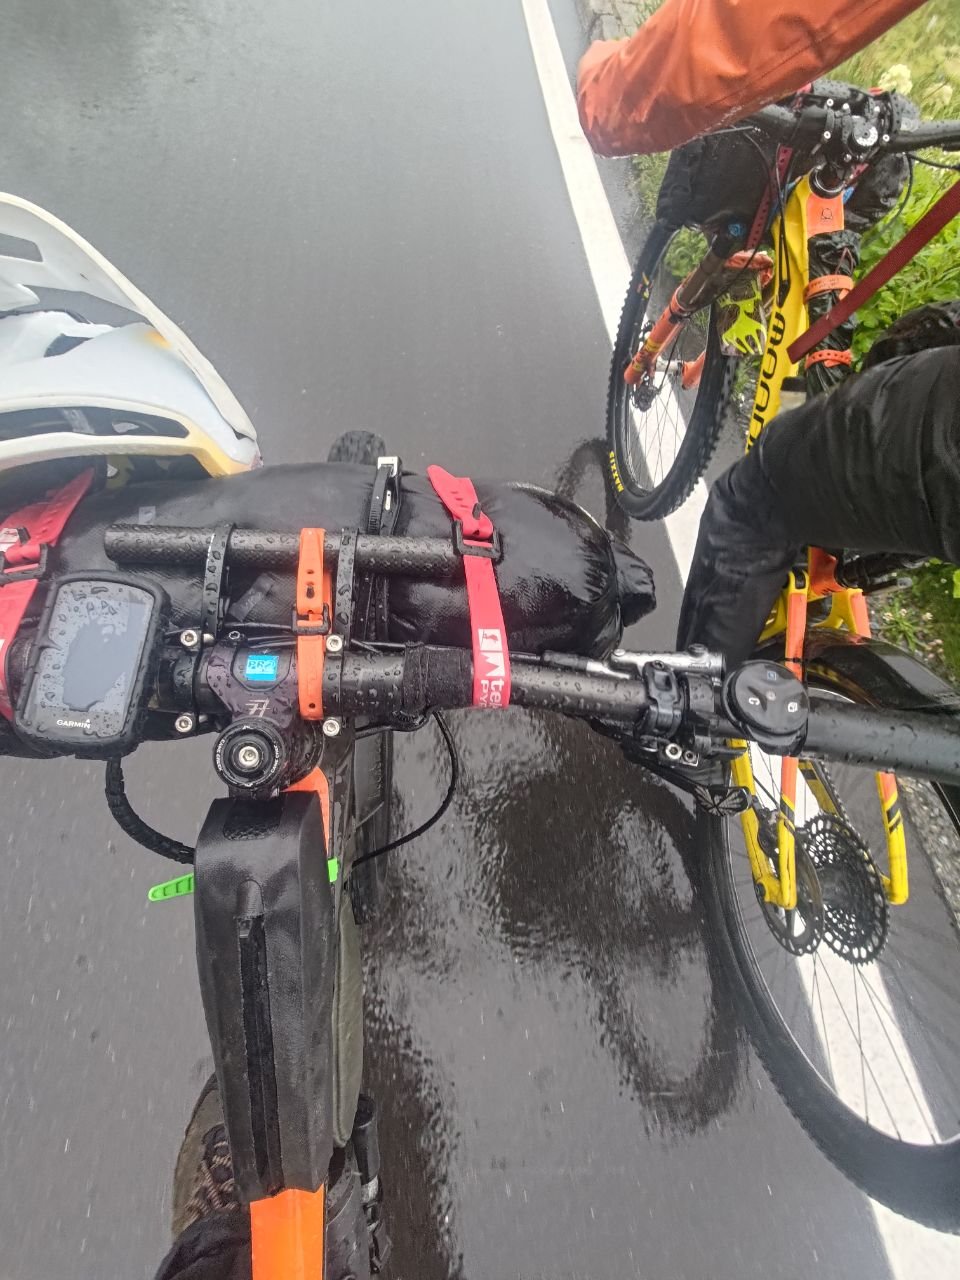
xmin=733 ymin=175 xmax=909 ymax=910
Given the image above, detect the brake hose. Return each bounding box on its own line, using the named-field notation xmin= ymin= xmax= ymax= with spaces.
xmin=105 ymin=710 xmax=458 ymax=869
xmin=352 ymin=711 xmax=459 ymax=867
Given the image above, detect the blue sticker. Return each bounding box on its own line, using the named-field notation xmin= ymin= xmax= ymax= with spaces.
xmin=245 ymin=653 xmax=280 ymax=682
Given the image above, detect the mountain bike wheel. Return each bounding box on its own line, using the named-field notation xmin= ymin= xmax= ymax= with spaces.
xmin=607 ymin=223 xmax=737 ymax=521
xmin=702 ymin=675 xmax=960 ymax=1230
xmin=327 ymin=430 xmax=394 ymax=924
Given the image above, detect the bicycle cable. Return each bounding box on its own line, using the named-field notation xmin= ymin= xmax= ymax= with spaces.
xmin=105 ymin=757 xmax=196 ymax=864
xmin=105 ymin=707 xmax=460 ymax=869
xmin=352 ymin=710 xmax=459 ymax=867
xmin=862 ymin=155 xmax=915 ymax=250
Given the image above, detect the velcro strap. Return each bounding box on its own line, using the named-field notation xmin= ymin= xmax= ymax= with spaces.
xmin=0 ymin=468 xmax=94 ymax=720
xmin=804 ymin=275 xmax=853 ymax=302
xmin=746 ymin=146 xmax=794 ymax=252
xmin=804 ymin=348 xmax=853 ymax=370
xmin=296 ymin=527 xmax=328 ymax=720
xmin=426 ymin=465 xmax=511 ymax=709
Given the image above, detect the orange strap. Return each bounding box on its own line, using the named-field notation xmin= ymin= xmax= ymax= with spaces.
xmin=803 ymin=274 xmax=853 ymax=302
xmin=724 ymin=250 xmax=774 ymax=271
xmin=804 ymin=348 xmax=852 ymax=370
xmin=296 ymin=528 xmax=330 ymax=720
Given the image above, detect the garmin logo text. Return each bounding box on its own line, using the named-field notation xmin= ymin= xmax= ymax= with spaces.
xmin=56 ymin=717 xmax=91 ymax=730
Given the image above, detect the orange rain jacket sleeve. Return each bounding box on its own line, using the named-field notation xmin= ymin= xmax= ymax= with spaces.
xmin=577 ymin=0 xmax=926 ymax=156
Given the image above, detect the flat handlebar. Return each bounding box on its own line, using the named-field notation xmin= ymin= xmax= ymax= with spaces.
xmin=87 ymin=523 xmax=960 ymax=792
xmin=742 ymin=103 xmax=960 ymax=155
xmin=179 ymin=639 xmax=960 ymax=789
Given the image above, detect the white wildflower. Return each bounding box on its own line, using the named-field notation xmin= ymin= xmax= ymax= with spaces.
xmin=929 ymin=83 xmax=954 ymax=108
xmin=877 ymin=64 xmax=914 ymax=96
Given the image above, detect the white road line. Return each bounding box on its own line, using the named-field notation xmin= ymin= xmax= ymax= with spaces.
xmin=519 ymin=0 xmax=960 ymax=1271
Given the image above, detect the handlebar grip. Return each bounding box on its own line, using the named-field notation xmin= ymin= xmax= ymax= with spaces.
xmin=327 ymin=648 xmax=471 ymax=718
xmin=740 ymin=104 xmax=803 ymax=141
xmin=329 ymin=650 xmax=651 ymax=723
xmin=884 ymin=119 xmax=960 ymax=153
xmin=804 ymin=698 xmax=960 ymax=786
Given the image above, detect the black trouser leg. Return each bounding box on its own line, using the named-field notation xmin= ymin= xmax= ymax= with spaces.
xmin=677 ymin=347 xmax=960 ymax=667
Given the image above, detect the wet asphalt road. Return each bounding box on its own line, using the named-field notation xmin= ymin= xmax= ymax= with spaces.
xmin=0 ymin=2 xmax=900 ymax=1277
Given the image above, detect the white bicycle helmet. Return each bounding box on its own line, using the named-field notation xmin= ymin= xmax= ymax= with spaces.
xmin=0 ymin=194 xmax=260 ymax=479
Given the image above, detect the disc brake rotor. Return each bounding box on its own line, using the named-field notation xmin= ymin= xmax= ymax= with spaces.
xmin=755 ymin=813 xmax=824 ymax=956
xmin=800 ymin=814 xmax=889 ymax=964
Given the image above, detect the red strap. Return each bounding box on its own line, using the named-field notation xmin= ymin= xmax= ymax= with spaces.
xmin=426 ymin=466 xmax=511 ymax=709
xmin=745 ymin=145 xmax=794 ymax=251
xmin=0 ymin=468 xmax=94 ymax=720
xmin=789 ymin=178 xmax=960 ymax=363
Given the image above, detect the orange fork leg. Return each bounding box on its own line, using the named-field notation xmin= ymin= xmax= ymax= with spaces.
xmin=251 ymin=1186 xmax=326 ymax=1280
xmin=681 ymin=350 xmax=707 ymax=390
xmin=844 ymin=586 xmax=908 ymax=903
xmin=624 ymin=285 xmax=690 ymax=386
xmin=776 ymin=573 xmax=809 ymax=910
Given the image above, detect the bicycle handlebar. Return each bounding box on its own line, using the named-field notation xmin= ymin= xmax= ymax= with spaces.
xmin=742 ymin=102 xmax=960 ymax=155
xmin=12 ymin=521 xmax=960 ymax=794
xmin=321 ymin=648 xmax=652 ymax=723
xmin=168 ymin=636 xmax=960 ymax=789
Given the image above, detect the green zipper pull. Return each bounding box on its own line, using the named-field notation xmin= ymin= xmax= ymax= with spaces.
xmin=148 ymin=872 xmax=195 ymax=903
xmin=149 ymin=861 xmax=337 ymax=902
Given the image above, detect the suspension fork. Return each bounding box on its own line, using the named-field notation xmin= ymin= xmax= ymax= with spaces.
xmin=807 ymin=554 xmax=909 ymax=905
xmin=624 ymin=233 xmax=737 ymax=386
xmin=828 ymin=587 xmax=909 ymax=904
xmin=774 ymin=569 xmax=809 ymax=911
xmin=731 ymin=569 xmax=807 ymax=910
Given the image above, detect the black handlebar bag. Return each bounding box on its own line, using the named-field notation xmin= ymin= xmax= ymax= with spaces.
xmin=34 ymin=461 xmax=656 ymax=658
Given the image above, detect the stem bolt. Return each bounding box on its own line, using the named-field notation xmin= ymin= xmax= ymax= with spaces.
xmin=235 ymin=743 xmax=263 ymax=771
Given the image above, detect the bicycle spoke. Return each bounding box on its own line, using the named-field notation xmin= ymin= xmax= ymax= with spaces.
xmin=817 ymin=958 xmax=901 ymax=1138
xmin=857 ymin=970 xmax=939 ymax=1143
xmin=813 ymin=957 xmax=835 ymax=1081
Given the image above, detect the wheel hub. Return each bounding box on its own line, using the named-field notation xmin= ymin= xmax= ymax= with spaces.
xmin=756 ymin=833 xmax=825 ymax=956
xmin=630 ymin=374 xmax=659 ymax=412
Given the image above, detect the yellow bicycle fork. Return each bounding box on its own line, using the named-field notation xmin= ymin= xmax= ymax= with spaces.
xmin=730 ymin=177 xmax=909 ymax=911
